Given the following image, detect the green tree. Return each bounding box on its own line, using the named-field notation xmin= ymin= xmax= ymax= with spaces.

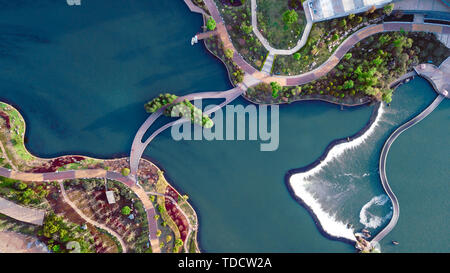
xmin=282 ymin=10 xmax=298 ymax=26
xmin=14 ymin=181 xmax=27 ymax=191
xmin=384 ymin=3 xmax=395 ymax=16
xmin=344 ymin=53 xmax=352 ymax=60
xmin=121 ymin=168 xmax=130 ymax=176
xmin=121 ymin=206 xmax=132 ymax=216
xmin=382 ymin=89 xmax=393 ymax=103
xmin=270 ymin=82 xmax=282 ymax=98
xmin=332 ymin=33 xmax=340 ymax=41
xmin=343 ymin=80 xmax=354 ymax=90
xmin=372 ymin=56 xmax=383 ymax=66
xmin=240 ymin=22 xmax=253 ymax=34
xmin=175 ymin=238 xmax=184 ymax=247
xmin=206 ymin=17 xmax=216 ymax=31
xmin=293 ymin=53 xmax=301 ymax=60
xmin=225 ymin=48 xmax=234 ymax=59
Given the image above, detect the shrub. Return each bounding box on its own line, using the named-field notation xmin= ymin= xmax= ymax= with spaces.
xmin=121 ymin=206 xmax=132 ymax=216
xmin=225 ymin=48 xmax=234 ymax=59
xmin=270 ymin=82 xmax=282 ymax=98
xmin=282 ymin=10 xmax=298 ymax=26
xmin=384 ymin=3 xmax=394 ymax=16
xmin=206 ymin=17 xmax=216 ymax=31
xmin=14 ymin=181 xmax=27 ymax=191
xmin=121 ymin=168 xmax=130 ymax=177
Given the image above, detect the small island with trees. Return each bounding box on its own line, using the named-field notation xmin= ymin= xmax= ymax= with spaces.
xmin=144 ymin=93 xmax=214 ymax=128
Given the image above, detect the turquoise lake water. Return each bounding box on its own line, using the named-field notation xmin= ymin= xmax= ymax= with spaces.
xmin=0 ymin=0 xmax=448 ymax=252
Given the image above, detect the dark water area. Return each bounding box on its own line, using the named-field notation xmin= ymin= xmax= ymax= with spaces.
xmin=0 ymin=0 xmax=447 ymax=252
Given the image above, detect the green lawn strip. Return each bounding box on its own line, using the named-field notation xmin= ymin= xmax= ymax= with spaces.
xmin=0 ymin=102 xmax=33 ymax=163
xmin=149 ymin=194 xmax=175 ymax=253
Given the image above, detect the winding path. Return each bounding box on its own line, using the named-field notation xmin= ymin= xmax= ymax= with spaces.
xmin=371 ymin=94 xmax=445 ymax=244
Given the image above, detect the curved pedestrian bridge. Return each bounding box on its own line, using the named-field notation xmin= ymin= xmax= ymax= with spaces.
xmin=372 ymin=57 xmax=450 ymax=245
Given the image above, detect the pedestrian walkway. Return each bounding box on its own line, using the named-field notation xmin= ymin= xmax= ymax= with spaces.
xmin=0 ymin=196 xmax=45 ymax=226
xmin=261 ymin=52 xmax=275 ymax=74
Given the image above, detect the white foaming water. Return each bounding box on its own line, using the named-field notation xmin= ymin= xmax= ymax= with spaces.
xmin=289 ymin=104 xmax=385 ymax=242
xmin=359 ymin=194 xmax=393 ymax=229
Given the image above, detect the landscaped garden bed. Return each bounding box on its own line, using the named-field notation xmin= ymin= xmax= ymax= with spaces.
xmin=63 ymin=178 xmax=150 ymax=253
xmin=144 ymin=93 xmax=214 ymax=128
xmin=246 ymin=31 xmax=450 ymax=105
xmin=272 ymin=8 xmax=387 ymax=75
xmin=204 ymin=35 xmax=245 ymax=86
xmin=38 ymin=212 xmax=97 ymax=253
xmin=0 ymin=177 xmax=51 ymax=209
xmin=148 ymin=194 xmax=176 ymax=253
xmin=46 ymin=185 xmax=120 ymax=253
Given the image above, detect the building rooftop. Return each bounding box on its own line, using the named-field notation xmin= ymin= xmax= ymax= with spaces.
xmin=106 ymin=191 xmax=116 ymax=204
xmin=308 ymin=0 xmax=393 ymax=22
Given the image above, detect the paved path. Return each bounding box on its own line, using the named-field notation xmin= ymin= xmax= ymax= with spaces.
xmin=0 ymin=166 xmax=161 ymax=253
xmin=371 ymin=94 xmax=445 ymax=244
xmin=250 ymin=0 xmax=313 ymax=56
xmin=58 ymin=182 xmax=128 ymax=253
xmin=414 ymin=58 xmax=450 ymax=98
xmin=0 ymin=231 xmax=48 ymax=253
xmin=130 ymin=186 xmax=161 ymax=253
xmin=261 ymin=52 xmax=275 ymax=74
xmin=196 ymin=30 xmax=218 ymax=40
xmin=183 ymin=0 xmax=208 ymax=16
xmin=0 ymin=196 xmax=45 ymax=226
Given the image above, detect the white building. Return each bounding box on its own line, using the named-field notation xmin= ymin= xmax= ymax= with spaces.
xmin=308 ymin=0 xmax=393 ymax=22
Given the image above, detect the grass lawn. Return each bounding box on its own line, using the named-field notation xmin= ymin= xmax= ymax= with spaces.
xmin=257 ymin=0 xmax=306 ymax=49
xmin=0 ymin=102 xmax=34 ymax=164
